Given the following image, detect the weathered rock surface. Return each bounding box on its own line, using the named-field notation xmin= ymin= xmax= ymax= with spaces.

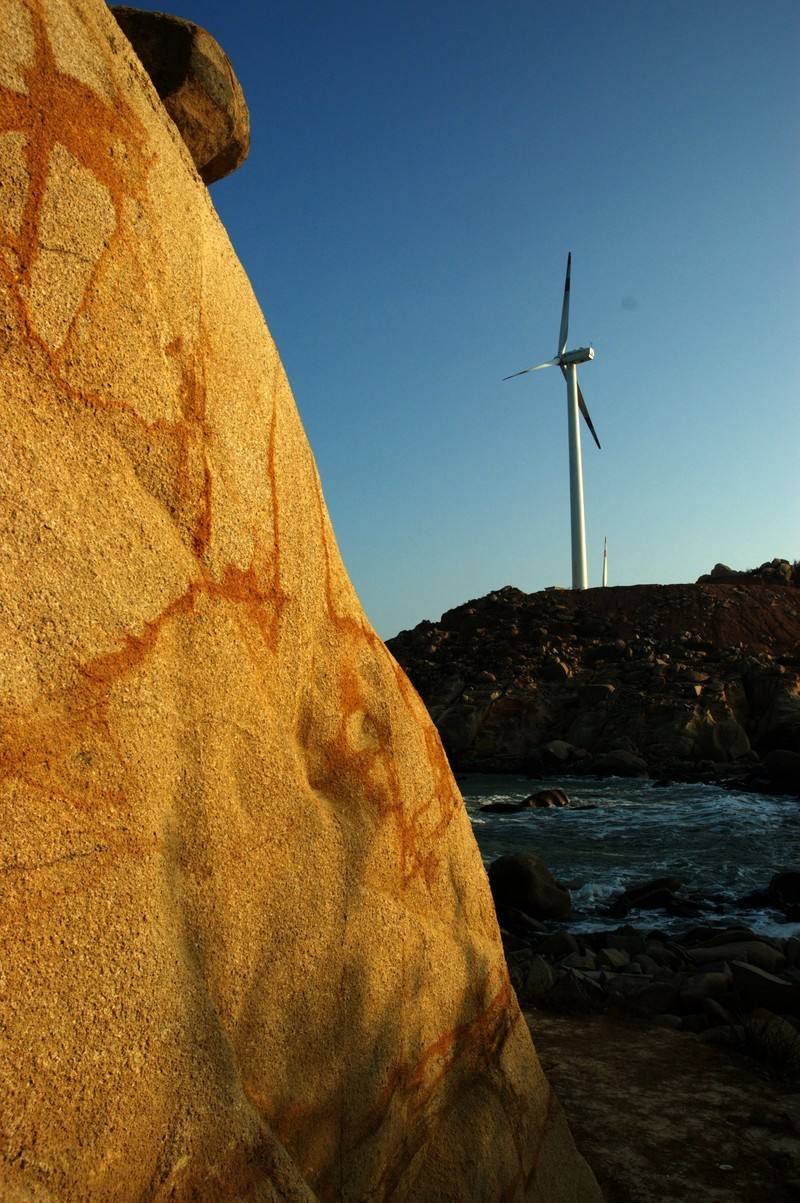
xmin=0 ymin=3 xmax=600 ymax=1201
xmin=112 ymin=6 xmax=250 ymax=183
xmin=387 ymin=580 xmax=800 ymax=787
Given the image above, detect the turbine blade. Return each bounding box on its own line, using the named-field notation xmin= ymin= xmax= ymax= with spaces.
xmin=577 ymin=384 xmax=601 ymax=449
xmin=559 ymin=364 xmax=602 ymax=449
xmin=558 ymin=252 xmax=571 ymax=355
xmin=502 ymin=359 xmax=559 ymax=381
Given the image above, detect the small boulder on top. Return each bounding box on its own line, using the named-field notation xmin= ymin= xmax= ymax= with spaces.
xmin=112 ymin=7 xmax=250 ymax=182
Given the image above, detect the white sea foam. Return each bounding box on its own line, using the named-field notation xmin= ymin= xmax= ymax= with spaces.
xmin=459 ymin=773 xmax=800 ymax=936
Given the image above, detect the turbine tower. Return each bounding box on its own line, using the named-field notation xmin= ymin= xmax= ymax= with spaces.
xmin=503 ymin=253 xmax=601 ymax=590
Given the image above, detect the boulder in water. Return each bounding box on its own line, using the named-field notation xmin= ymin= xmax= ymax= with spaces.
xmin=525 ymin=788 xmax=570 ymax=808
xmin=489 ymin=854 xmax=572 ymax=921
xmin=769 ymin=870 xmax=800 ymax=908
xmin=606 ymin=877 xmax=684 ymax=919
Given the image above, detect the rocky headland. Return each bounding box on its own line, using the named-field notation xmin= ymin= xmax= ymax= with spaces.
xmin=387 ymin=562 xmax=800 ymax=792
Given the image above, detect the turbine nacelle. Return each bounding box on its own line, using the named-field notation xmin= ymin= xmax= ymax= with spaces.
xmin=559 ymin=346 xmax=594 ymax=366
xmin=501 ymin=254 xmax=601 ymax=451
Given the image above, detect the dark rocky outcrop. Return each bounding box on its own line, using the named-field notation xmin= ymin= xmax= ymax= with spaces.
xmin=491 ymin=851 xmax=800 ymax=1078
xmin=489 ymin=853 xmax=572 ymax=921
xmin=764 ymin=749 xmax=800 ymax=792
xmin=386 ymin=575 xmax=800 ymax=788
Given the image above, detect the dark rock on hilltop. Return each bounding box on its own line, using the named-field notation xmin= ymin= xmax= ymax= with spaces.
xmin=697 ymin=557 xmax=800 ymax=586
xmin=386 ymin=572 xmax=800 ymax=787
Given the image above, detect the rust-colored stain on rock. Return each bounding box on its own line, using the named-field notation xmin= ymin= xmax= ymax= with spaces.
xmin=0 ymin=2 xmax=601 ymax=1201
xmin=1 ymin=0 xmax=150 ymax=339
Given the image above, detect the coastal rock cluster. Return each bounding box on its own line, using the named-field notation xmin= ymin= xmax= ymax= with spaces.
xmin=500 ymin=906 xmax=800 ymax=1075
xmin=387 ymin=575 xmax=800 ymax=789
xmin=493 ymin=859 xmax=800 ymax=1076
xmin=0 ymin=3 xmax=600 ymax=1201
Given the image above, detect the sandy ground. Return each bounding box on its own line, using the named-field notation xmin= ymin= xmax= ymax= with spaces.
xmin=527 ymin=1009 xmax=800 ymax=1203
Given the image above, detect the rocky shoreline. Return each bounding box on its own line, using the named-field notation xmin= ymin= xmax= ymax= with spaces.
xmin=490 ymin=843 xmax=800 ymax=1195
xmin=491 ymin=855 xmax=800 ymax=1081
xmin=387 ymin=566 xmax=800 ymax=795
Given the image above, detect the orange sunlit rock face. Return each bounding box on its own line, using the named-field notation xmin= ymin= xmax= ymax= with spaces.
xmin=0 ymin=2 xmax=601 ymax=1199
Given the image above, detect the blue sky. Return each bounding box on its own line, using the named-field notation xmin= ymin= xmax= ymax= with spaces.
xmin=123 ymin=0 xmax=799 ymax=637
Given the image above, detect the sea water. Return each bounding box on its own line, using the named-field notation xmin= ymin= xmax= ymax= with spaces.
xmin=460 ymin=774 xmax=800 ymax=937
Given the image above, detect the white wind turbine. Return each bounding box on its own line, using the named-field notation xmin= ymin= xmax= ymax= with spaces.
xmin=503 ymin=253 xmax=601 ymax=590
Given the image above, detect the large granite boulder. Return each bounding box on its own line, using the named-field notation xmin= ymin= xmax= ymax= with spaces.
xmin=0 ymin=2 xmax=600 ymax=1200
